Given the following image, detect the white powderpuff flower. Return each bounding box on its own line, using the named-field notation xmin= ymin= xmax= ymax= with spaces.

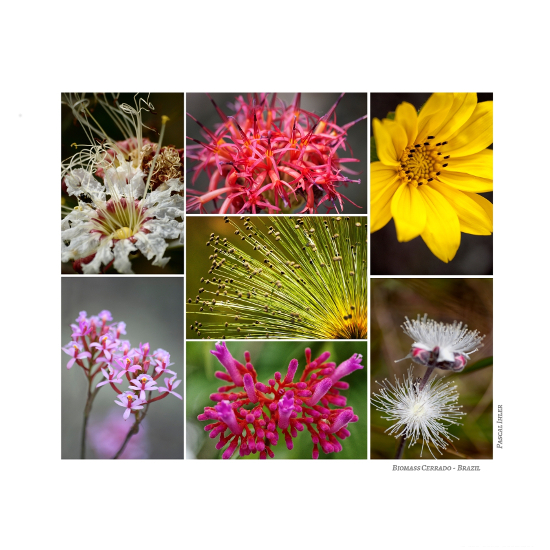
xmin=397 ymin=313 xmax=485 ymax=371
xmin=61 ymin=164 xmax=184 ymax=274
xmin=372 ymin=367 xmax=465 ymax=458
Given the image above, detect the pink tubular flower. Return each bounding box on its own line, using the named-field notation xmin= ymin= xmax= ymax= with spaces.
xmin=329 ymin=353 xmax=364 ymax=383
xmin=199 ymin=347 xmax=364 ymax=459
xmin=210 ymin=341 xmax=243 ymax=386
xmin=187 ymin=93 xmax=367 ymax=214
xmin=114 ymin=391 xmax=145 ymax=420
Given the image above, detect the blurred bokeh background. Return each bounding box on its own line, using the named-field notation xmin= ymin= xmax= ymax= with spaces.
xmin=61 ymin=93 xmax=184 ymax=274
xmin=186 ymin=93 xmax=368 ymax=213
xmin=370 ymin=278 xmax=493 ymax=459
xmin=370 ymin=93 xmax=493 ymax=275
xmin=187 ymin=341 xmax=368 ymax=459
xmin=61 ymin=277 xmax=184 ymax=459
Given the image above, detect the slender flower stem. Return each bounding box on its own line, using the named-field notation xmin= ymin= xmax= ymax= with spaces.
xmin=80 ymin=382 xmax=101 ymax=459
xmin=419 ymin=366 xmax=435 ymax=391
xmin=112 ymin=419 xmax=141 ymax=459
xmin=395 ymin=435 xmax=407 ymax=459
xmin=111 ymin=392 xmax=152 ymax=459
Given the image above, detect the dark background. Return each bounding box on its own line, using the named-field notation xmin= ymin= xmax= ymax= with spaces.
xmin=186 ymin=93 xmax=368 ymax=213
xmin=370 ymin=93 xmax=493 ymax=275
xmin=61 ymin=93 xmax=184 ymax=274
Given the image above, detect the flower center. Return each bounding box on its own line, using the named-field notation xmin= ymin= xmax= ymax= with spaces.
xmin=398 ymin=139 xmax=450 ymax=188
xmin=92 ymin=198 xmax=146 ymax=240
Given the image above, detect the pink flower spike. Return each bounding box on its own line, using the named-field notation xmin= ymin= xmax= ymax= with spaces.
xmin=215 ymin=400 xmax=242 ymax=435
xmin=114 ymin=392 xmax=145 ymax=420
xmin=210 ymin=341 xmax=243 ymax=386
xmin=329 ymin=354 xmax=364 ymax=383
xmin=158 ymin=377 xmax=183 ymax=400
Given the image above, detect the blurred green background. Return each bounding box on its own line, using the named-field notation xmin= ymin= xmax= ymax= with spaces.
xmin=370 ymin=278 xmax=493 ymax=459
xmin=186 ymin=93 xmax=368 ymax=213
xmin=187 ymin=341 xmax=368 ymax=459
xmin=61 ymin=277 xmax=184 ymax=459
xmin=61 ymin=93 xmax=184 ymax=274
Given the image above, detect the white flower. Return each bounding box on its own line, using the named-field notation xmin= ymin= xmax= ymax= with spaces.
xmin=396 ymin=314 xmax=485 ymax=371
xmin=372 ymin=367 xmax=465 ymax=458
xmin=61 ymin=93 xmax=184 ymax=274
xmin=62 ymin=165 xmax=184 ymax=274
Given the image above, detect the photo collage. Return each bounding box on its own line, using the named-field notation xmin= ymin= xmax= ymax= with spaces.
xmin=61 ymin=92 xmax=493 ymax=461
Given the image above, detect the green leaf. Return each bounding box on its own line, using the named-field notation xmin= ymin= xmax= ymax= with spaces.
xmin=463 ymin=356 xmax=493 ymax=374
xmin=386 ymin=110 xmax=396 ymax=121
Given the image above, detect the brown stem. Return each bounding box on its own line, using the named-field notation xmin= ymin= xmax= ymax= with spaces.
xmin=419 ymin=366 xmax=435 ymax=392
xmin=395 ymin=435 xmax=406 ymax=459
xmin=80 ymin=383 xmax=101 ymax=459
xmin=111 ymin=392 xmax=152 ymax=459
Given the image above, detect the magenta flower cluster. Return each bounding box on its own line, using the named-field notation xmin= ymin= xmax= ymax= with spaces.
xmin=198 ymin=342 xmax=364 ymax=459
xmin=62 ymin=310 xmax=181 ymax=421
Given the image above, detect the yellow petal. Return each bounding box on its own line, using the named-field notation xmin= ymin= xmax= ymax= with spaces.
xmin=460 ymin=192 xmax=493 ymax=235
xmin=418 ymin=186 xmax=461 ymax=262
xmin=430 ymin=181 xmax=493 ymax=235
xmin=444 ymin=149 xmax=492 ymax=179
xmin=371 ymin=193 xmax=395 ymax=233
xmin=382 ymin=119 xmax=408 ymax=161
xmin=441 ymin=101 xmax=493 ymax=157
xmin=372 ymin=118 xmax=400 ymax=166
xmin=371 ymin=162 xmax=399 ymax=203
xmin=431 ymin=93 xmax=478 ymax=142
xmin=437 ymin=171 xmax=493 ymax=193
xmin=417 ymin=93 xmax=454 ymax=142
xmin=371 ymin=163 xmax=401 ymax=233
xmin=391 ymin=183 xmax=427 ymax=242
xmin=395 ymin=102 xmax=418 ymax=147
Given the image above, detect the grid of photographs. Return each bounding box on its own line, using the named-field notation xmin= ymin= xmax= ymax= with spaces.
xmin=60 ymin=92 xmax=492 ymax=461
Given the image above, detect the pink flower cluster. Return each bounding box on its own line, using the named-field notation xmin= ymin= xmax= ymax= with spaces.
xmin=187 ymin=93 xmax=367 ymax=214
xmin=198 ymin=342 xmax=364 ymax=459
xmin=62 ymin=310 xmax=181 ymax=420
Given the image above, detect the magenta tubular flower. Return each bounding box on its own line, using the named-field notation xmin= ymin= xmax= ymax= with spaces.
xmin=329 ymin=353 xmax=364 ymax=383
xmin=210 ymin=341 xmax=243 ymax=386
xmin=187 ymin=93 xmax=367 ymax=214
xmin=198 ymin=347 xmax=363 ymax=459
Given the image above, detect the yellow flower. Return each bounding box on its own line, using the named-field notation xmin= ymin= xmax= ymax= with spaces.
xmin=371 ymin=93 xmax=493 ymax=263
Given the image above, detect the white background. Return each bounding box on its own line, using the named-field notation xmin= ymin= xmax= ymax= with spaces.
xmin=3 ymin=1 xmax=545 ymax=549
